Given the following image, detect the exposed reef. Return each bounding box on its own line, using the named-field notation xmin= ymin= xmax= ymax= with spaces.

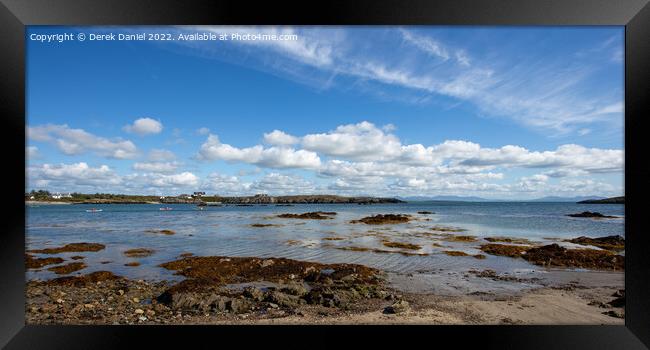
xmin=28 ymin=243 xmax=105 ymax=254
xmin=351 ymin=214 xmax=411 ymax=225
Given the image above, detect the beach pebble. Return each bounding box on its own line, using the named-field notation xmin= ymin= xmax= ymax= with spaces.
xmin=135 ymin=309 xmax=144 ymax=314
xmin=383 ymin=300 xmax=410 ymax=314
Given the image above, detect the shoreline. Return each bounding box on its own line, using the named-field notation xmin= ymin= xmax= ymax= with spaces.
xmin=25 ymin=267 xmax=624 ymax=325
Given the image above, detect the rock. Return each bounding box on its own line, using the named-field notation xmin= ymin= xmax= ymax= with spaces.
xmin=382 ymin=241 xmax=421 ymax=250
xmin=351 ymin=214 xmax=411 ymax=225
xmin=260 ymin=259 xmax=275 ymax=268
xmin=46 ymin=262 xmax=87 ymax=275
xmin=28 ymin=243 xmax=105 ymax=254
xmin=609 ymin=289 xmax=625 ymax=307
xmin=566 ymin=211 xmax=617 ymax=219
xmin=383 ymin=300 xmax=410 ymax=314
xmin=523 ymin=244 xmax=624 ymax=270
xmin=602 ymin=310 xmax=624 ymax=318
xmin=25 ymin=254 xmax=65 ymax=269
xmin=480 ymin=244 xmax=531 ymax=257
xmin=281 ymin=282 xmax=308 ymax=296
xmin=243 ymin=286 xmax=265 ymax=301
xmin=135 ymin=309 xmax=144 ymax=314
xmin=123 ymin=248 xmax=155 ymax=258
xmin=566 ymin=236 xmax=625 ymax=251
xmin=265 ymin=290 xmax=302 ymax=308
xmin=277 ymin=212 xmax=336 ymax=220
xmin=226 ymin=298 xmax=251 ymax=313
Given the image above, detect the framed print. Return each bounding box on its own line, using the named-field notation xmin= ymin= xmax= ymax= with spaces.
xmin=1 ymin=0 xmax=649 ymax=348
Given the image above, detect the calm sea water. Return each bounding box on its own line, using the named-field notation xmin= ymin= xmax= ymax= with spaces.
xmin=26 ymin=202 xmax=624 ymax=288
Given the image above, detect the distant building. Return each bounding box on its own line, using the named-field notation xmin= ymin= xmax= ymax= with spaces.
xmin=51 ymin=193 xmax=62 ymax=199
xmin=179 ymin=194 xmax=193 ymax=199
xmin=193 ymin=191 xmax=206 ymax=197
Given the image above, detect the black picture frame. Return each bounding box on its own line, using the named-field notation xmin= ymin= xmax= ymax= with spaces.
xmin=1 ymin=0 xmax=649 ymax=348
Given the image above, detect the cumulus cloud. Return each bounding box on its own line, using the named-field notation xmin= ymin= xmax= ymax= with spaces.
xmin=263 ymin=130 xmax=299 ymax=146
xmin=27 ymin=124 xmax=138 ymax=159
xmin=132 ymin=162 xmax=179 ymax=173
xmin=123 ymin=117 xmax=163 ymax=136
xmin=198 ymin=134 xmax=321 ymax=169
xmin=27 ymin=162 xmax=121 ymax=190
xmin=124 ymin=172 xmax=199 ymax=188
xmin=302 ymin=121 xmax=403 ymax=162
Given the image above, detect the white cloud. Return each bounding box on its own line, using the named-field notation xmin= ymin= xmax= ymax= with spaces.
xmin=132 ymin=162 xmax=179 ymax=173
xmin=125 ymin=171 xmax=199 ymax=188
xmin=28 ymin=162 xmax=121 ymax=190
xmin=196 ymin=127 xmax=211 ymax=135
xmin=400 ymin=28 xmax=449 ymax=61
xmin=123 ymin=117 xmax=163 ymax=136
xmin=26 ymin=146 xmax=39 ymax=158
xmin=302 ymin=121 xmax=402 ymax=162
xmin=198 ymin=134 xmax=321 ymax=169
xmin=27 ymin=124 xmax=138 ymax=159
xmin=263 ymin=130 xmax=299 ymax=145
xmin=195 ymin=26 xmax=335 ymax=68
xmin=172 ymin=27 xmax=622 ymax=136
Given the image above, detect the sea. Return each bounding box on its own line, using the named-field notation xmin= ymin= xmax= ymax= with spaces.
xmin=26 ymin=202 xmax=625 ymax=294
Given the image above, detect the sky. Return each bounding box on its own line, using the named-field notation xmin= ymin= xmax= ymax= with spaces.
xmin=25 ymin=26 xmax=624 ymax=199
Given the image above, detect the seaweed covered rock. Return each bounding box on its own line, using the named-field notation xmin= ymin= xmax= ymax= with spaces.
xmin=28 ymin=243 xmax=105 ymax=254
xmin=351 ymin=214 xmax=411 ymax=225
xmin=566 ymin=236 xmax=625 ymax=251
xmin=155 ymin=255 xmax=387 ymax=314
xmin=25 ymin=254 xmax=65 ymax=269
xmin=480 ymin=244 xmax=531 ymax=258
xmin=566 ymin=212 xmax=617 ymax=219
xmin=277 ymin=212 xmax=336 ymax=220
xmin=47 ymin=262 xmax=87 ymax=275
xmin=522 ymin=244 xmax=624 ymax=270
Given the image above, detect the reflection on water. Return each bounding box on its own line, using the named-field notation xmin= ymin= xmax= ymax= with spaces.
xmin=26 ymin=202 xmax=624 ymax=287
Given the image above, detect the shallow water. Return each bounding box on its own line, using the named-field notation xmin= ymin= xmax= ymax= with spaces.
xmin=26 ymin=202 xmax=624 ymax=292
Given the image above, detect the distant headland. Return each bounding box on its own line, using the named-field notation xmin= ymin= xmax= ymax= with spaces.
xmin=577 ymin=196 xmax=625 ymax=204
xmin=25 ymin=190 xmax=404 ymax=205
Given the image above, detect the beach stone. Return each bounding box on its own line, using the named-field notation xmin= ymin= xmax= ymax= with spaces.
xmin=260 ymin=259 xmax=275 ymax=268
xmin=281 ymin=282 xmax=308 ymax=296
xmin=383 ymin=300 xmax=410 ymax=314
xmin=134 ymin=309 xmax=144 ymax=314
xmin=265 ymin=290 xmax=302 ymax=308
xmin=243 ymin=286 xmax=264 ymax=301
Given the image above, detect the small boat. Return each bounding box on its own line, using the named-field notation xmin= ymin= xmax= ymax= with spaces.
xmin=159 ymin=207 xmax=173 ymax=211
xmin=85 ymin=208 xmax=103 ymax=213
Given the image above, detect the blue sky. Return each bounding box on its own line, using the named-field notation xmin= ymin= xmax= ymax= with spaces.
xmin=26 ymin=26 xmax=624 ymax=199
